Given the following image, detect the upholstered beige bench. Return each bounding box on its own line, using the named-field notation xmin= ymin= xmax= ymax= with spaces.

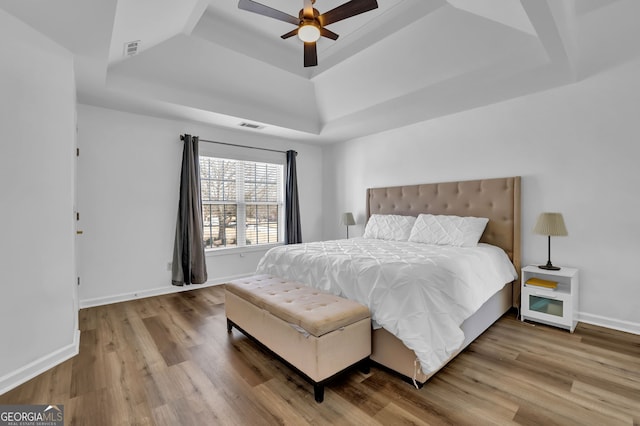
xmin=225 ymin=275 xmax=371 ymax=402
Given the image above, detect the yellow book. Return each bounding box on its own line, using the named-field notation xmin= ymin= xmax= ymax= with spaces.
xmin=525 ymin=277 xmax=558 ymax=289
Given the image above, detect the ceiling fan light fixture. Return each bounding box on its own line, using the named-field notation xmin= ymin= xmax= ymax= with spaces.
xmin=238 ymin=0 xmax=379 ymax=66
xmin=298 ymin=23 xmax=321 ymax=42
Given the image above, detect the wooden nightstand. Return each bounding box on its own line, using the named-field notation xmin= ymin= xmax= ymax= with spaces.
xmin=521 ymin=265 xmax=579 ymax=332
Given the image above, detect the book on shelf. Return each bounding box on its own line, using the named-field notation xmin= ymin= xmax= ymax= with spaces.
xmin=525 ymin=277 xmax=558 ymax=290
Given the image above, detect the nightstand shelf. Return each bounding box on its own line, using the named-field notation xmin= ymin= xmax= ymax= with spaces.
xmin=521 ymin=265 xmax=579 ymax=332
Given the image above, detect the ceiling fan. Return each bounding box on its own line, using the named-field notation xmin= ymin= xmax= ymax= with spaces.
xmin=238 ymin=0 xmax=379 ymax=67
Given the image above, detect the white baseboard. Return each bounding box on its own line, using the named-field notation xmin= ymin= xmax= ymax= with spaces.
xmin=1 ymin=275 xmax=251 ymax=395
xmin=579 ymin=312 xmax=640 ymax=336
xmin=79 ymin=273 xmax=252 ymax=309
xmin=0 ymin=329 xmax=80 ymax=396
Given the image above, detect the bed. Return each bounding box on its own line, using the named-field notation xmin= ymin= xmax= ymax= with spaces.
xmin=257 ymin=176 xmax=521 ymax=386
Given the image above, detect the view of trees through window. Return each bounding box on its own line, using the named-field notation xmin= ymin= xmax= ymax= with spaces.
xmin=200 ymin=156 xmax=283 ymax=249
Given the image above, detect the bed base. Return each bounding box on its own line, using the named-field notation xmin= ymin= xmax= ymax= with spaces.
xmin=370 ymin=282 xmax=513 ymax=386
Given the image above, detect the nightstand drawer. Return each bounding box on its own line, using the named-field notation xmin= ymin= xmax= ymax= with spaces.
xmin=521 ymin=286 xmax=573 ymax=327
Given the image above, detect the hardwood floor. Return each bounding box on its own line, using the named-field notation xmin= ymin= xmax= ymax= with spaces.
xmin=2 ymin=285 xmax=639 ymax=425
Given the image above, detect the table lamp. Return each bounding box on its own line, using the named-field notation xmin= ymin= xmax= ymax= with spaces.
xmin=342 ymin=212 xmax=355 ymax=239
xmin=533 ymin=212 xmax=568 ymax=270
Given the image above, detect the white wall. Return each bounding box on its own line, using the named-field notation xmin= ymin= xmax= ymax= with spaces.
xmin=0 ymin=9 xmax=79 ymax=393
xmin=77 ymin=105 xmax=323 ymax=306
xmin=322 ymin=56 xmax=640 ymax=334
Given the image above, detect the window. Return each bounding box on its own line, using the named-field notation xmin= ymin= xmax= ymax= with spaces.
xmin=200 ymin=155 xmax=284 ymax=250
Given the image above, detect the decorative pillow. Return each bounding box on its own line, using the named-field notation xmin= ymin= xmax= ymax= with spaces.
xmin=363 ymin=214 xmax=416 ymax=241
xmin=408 ymin=214 xmax=489 ymax=247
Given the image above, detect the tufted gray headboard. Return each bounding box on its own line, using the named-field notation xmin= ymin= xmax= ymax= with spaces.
xmin=366 ymin=176 xmax=521 ymax=305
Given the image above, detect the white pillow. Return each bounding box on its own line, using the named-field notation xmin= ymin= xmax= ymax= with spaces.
xmin=363 ymin=214 xmax=416 ymax=241
xmin=408 ymin=214 xmax=489 ymax=247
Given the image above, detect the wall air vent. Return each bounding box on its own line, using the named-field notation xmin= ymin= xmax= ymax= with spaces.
xmin=123 ymin=40 xmax=141 ymax=57
xmin=238 ymin=122 xmax=264 ymax=130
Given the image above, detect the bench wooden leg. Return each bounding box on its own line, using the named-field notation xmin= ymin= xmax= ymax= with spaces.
xmin=226 ymin=318 xmax=233 ymax=333
xmin=359 ymin=357 xmax=370 ymax=374
xmin=314 ymin=383 xmax=324 ymax=403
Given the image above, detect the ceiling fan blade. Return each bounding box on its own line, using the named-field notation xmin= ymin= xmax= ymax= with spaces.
xmin=320 ymin=27 xmax=339 ymax=40
xmin=319 ymin=0 xmax=378 ymax=27
xmin=303 ymin=42 xmax=318 ymax=67
xmin=302 ymin=0 xmax=314 ymax=19
xmin=238 ymin=0 xmax=299 ymax=26
xmin=281 ymin=28 xmax=299 ymax=39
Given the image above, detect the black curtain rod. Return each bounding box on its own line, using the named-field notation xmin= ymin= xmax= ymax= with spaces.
xmin=180 ymin=135 xmax=287 ymax=154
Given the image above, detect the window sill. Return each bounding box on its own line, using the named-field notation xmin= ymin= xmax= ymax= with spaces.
xmin=205 ymin=243 xmax=283 ymax=257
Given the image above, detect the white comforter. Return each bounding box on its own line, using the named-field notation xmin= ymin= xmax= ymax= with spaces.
xmin=256 ymin=238 xmax=517 ymax=374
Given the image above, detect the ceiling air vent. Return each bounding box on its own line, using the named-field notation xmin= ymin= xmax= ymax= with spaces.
xmin=123 ymin=40 xmax=141 ymax=57
xmin=238 ymin=122 xmax=264 ymax=130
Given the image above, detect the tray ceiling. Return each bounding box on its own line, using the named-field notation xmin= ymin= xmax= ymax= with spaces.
xmin=1 ymin=0 xmax=637 ymax=143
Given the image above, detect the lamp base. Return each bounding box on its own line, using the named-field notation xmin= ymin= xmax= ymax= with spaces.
xmin=538 ymin=264 xmax=561 ymax=271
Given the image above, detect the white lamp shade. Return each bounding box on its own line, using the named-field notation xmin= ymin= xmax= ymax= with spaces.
xmin=533 ymin=212 xmax=568 ymax=236
xmin=342 ymin=212 xmax=356 ymax=226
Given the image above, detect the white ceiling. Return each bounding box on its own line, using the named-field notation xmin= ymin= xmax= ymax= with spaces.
xmin=1 ymin=0 xmax=638 ymax=144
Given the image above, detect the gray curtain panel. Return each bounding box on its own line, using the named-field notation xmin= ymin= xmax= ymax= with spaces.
xmin=285 ymin=150 xmax=302 ymax=244
xmin=172 ymin=134 xmax=208 ymax=286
